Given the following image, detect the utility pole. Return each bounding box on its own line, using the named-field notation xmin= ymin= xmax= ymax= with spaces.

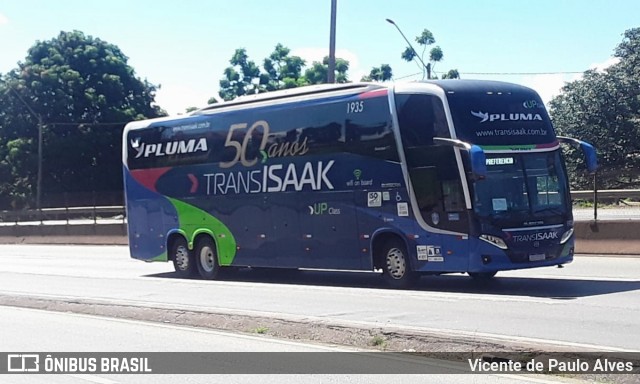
xmin=36 ymin=115 xmax=43 ymax=211
xmin=386 ymin=18 xmax=431 ymax=79
xmin=328 ymin=0 xmax=337 ymax=83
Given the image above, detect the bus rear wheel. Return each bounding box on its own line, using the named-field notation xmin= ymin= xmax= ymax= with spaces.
xmin=195 ymin=236 xmax=220 ymax=280
xmin=380 ymin=239 xmax=417 ymax=289
xmin=170 ymin=237 xmax=196 ymax=278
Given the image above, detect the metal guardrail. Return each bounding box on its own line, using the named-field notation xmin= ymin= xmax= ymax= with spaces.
xmin=0 ymin=190 xmax=638 ymax=224
xmin=0 ymin=206 xmax=125 ymax=224
xmin=571 ymin=189 xmax=640 ymax=202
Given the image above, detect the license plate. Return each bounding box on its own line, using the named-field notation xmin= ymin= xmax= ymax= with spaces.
xmin=529 ymin=253 xmax=546 ymax=261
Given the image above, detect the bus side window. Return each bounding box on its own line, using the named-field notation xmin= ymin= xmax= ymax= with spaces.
xmin=396 ymin=94 xmax=468 ymax=233
xmin=344 ymin=96 xmax=398 ymax=162
xmin=432 ymin=97 xmax=450 ymax=138
xmin=442 ymin=180 xmax=465 ymax=212
xmin=396 ymin=94 xmax=435 ymax=148
xmin=396 ymin=94 xmax=451 ymax=150
xmin=409 ymin=166 xmax=440 ymax=211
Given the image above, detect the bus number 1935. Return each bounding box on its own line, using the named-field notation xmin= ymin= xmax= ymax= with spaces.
xmin=347 ymin=101 xmax=364 ymax=114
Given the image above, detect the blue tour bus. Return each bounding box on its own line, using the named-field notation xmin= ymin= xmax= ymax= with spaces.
xmin=123 ymin=80 xmax=597 ymax=287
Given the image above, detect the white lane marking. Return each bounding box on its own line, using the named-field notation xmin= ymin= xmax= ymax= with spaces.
xmin=67 ymin=374 xmax=119 ymax=384
xmin=497 ymin=374 xmax=586 ymax=384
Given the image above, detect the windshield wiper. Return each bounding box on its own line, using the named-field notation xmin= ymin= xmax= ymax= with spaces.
xmin=484 ymin=209 xmax=528 ymax=225
xmin=533 ymin=206 xmax=565 ymax=216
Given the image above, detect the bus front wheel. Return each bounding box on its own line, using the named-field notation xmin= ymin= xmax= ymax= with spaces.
xmin=380 ymin=239 xmax=417 ymax=289
xmin=195 ymin=236 xmax=220 ymax=280
xmin=170 ymin=237 xmax=196 ymax=278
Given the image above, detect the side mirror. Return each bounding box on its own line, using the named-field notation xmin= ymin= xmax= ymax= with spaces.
xmin=558 ymin=136 xmax=598 ymax=174
xmin=433 ymin=138 xmax=487 ymax=179
xmin=469 ymin=145 xmax=487 ymax=179
xmin=580 ymin=141 xmax=598 ymax=174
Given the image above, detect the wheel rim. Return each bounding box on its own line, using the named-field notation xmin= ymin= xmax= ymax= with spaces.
xmin=199 ymin=246 xmax=216 ymax=273
xmin=386 ymin=247 xmax=406 ymax=279
xmin=174 ymin=245 xmax=190 ymax=271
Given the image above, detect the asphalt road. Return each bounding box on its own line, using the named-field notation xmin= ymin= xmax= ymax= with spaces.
xmin=0 ymin=244 xmax=638 ymax=352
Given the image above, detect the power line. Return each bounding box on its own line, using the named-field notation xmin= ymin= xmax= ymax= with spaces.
xmin=48 ymin=121 xmax=130 ymax=126
xmin=463 ymin=71 xmax=585 ymax=76
xmin=395 ymin=70 xmax=585 ymax=80
xmin=395 ymin=72 xmax=422 ymax=80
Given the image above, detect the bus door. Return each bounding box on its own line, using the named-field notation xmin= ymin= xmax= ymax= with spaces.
xmin=396 ymin=93 xmax=471 ymax=271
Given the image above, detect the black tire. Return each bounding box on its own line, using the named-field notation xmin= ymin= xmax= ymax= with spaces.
xmin=195 ymin=236 xmax=220 ymax=280
xmin=380 ymin=239 xmax=418 ymax=288
xmin=468 ymin=271 xmax=497 ymax=280
xmin=170 ymin=237 xmax=196 ymax=278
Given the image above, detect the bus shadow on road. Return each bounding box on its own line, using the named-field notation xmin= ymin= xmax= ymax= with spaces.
xmin=413 ymin=275 xmax=640 ymax=299
xmin=146 ymin=268 xmax=640 ymax=299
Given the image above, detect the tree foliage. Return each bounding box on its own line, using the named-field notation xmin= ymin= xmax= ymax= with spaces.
xmin=305 ymin=56 xmax=350 ymax=85
xmin=399 ymin=28 xmax=458 ymax=80
xmin=549 ymin=28 xmax=640 ymax=189
xmin=218 ymin=48 xmax=265 ymax=101
xmin=217 ymin=44 xmax=350 ymax=101
xmin=361 ymin=64 xmax=393 ymax=82
xmin=441 ymin=69 xmax=460 ymax=79
xmin=0 ymin=30 xmax=164 ymax=208
xmin=263 ymin=44 xmax=307 ymax=91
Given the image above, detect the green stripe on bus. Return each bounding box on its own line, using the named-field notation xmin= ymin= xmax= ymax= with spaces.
xmin=151 ymin=251 xmax=168 ymax=262
xmin=480 ymin=144 xmax=537 ymax=151
xmin=168 ymin=198 xmax=237 ymax=266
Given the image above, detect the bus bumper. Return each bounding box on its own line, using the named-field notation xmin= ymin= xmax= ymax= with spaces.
xmin=467 ymin=241 xmax=575 ymax=273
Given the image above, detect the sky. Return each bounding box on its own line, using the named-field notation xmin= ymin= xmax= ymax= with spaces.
xmin=0 ymin=0 xmax=638 ymax=115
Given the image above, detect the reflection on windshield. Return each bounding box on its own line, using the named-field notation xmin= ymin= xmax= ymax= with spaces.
xmin=474 ymin=151 xmax=568 ymax=218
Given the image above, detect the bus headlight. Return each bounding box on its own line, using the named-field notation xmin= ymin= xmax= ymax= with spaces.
xmin=560 ymin=228 xmax=574 ymax=244
xmin=480 ymin=234 xmax=508 ymax=250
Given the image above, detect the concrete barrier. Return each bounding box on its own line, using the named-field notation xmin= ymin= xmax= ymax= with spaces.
xmin=574 ymin=220 xmax=640 ymax=255
xmin=0 ymin=223 xmax=127 ymax=245
xmin=0 ymin=221 xmax=637 ymax=255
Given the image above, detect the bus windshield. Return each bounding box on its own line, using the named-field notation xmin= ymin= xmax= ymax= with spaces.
xmin=473 ymin=151 xmax=570 ymax=222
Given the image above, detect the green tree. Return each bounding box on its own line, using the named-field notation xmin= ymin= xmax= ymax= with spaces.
xmin=263 ymin=44 xmax=307 ymax=91
xmin=218 ymin=48 xmax=264 ymax=101
xmin=0 ymin=76 xmax=37 ymax=207
xmin=400 ymin=28 xmax=457 ymax=80
xmin=0 ymin=30 xmax=164 ymax=208
xmin=441 ymin=69 xmax=460 ymax=79
xmin=216 ymin=46 xmax=351 ymax=101
xmin=361 ymin=64 xmax=393 ymax=82
xmin=304 ymin=56 xmax=350 ymax=85
xmin=550 ymin=28 xmax=640 ymax=189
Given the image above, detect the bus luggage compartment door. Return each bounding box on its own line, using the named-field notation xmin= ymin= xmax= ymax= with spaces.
xmin=298 ymin=191 xmax=361 ymax=270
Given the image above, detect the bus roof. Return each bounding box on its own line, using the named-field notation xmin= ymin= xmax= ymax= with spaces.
xmin=125 ymin=80 xmax=539 ymax=132
xmin=417 ymin=79 xmax=537 ymax=95
xmin=193 ymin=82 xmax=385 ymax=115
